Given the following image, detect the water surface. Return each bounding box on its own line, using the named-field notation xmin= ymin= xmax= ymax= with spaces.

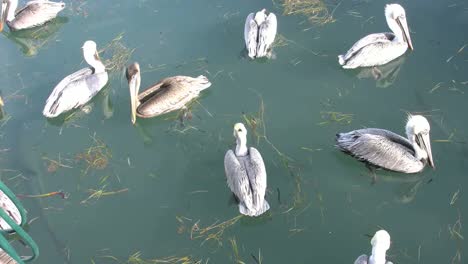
xmin=0 ymin=0 xmax=467 ymax=263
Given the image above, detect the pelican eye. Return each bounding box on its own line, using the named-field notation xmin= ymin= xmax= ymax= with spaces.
xmin=237 ymin=128 xmax=242 ymax=132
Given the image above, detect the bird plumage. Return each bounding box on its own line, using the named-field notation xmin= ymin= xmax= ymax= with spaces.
xmin=5 ymin=0 xmax=65 ymax=31
xmin=224 ymin=123 xmax=269 ymax=217
xmin=43 ymin=40 xmax=108 ymax=118
xmin=244 ymin=9 xmax=277 ymax=59
xmin=336 ymin=115 xmax=434 ymax=173
xmin=338 ymin=4 xmax=413 ymax=69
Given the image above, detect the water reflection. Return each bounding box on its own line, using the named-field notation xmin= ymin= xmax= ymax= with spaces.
xmin=2 ymin=17 xmax=68 ymax=57
xmin=369 ymin=170 xmax=429 ymax=204
xmin=355 ymin=56 xmax=405 ymax=88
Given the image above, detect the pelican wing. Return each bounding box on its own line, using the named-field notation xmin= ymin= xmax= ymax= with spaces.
xmin=246 ymin=147 xmax=268 ymax=211
xmin=43 ymin=68 xmax=108 ymax=117
xmin=224 ymin=150 xmax=254 ymax=213
xmin=338 ymin=33 xmax=393 ymax=66
xmin=137 ymin=75 xmax=210 ymax=117
xmin=256 ymin=13 xmax=277 ymax=58
xmin=244 ymin=13 xmax=258 ymax=59
xmin=353 ymin=255 xmax=369 ymax=264
xmin=11 ymin=0 xmax=65 ymax=30
xmin=336 ymin=128 xmax=422 ymax=173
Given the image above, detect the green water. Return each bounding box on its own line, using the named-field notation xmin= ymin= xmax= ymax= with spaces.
xmin=0 ymin=0 xmax=467 ymax=263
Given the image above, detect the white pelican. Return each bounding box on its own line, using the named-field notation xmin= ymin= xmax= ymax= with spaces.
xmin=0 ymin=0 xmax=65 ymax=32
xmin=354 ymin=230 xmax=393 ymax=264
xmin=43 ymin=40 xmax=108 ymax=118
xmin=244 ymin=9 xmax=277 ymax=59
xmin=338 ymin=4 xmax=413 ymax=69
xmin=125 ymin=62 xmax=211 ymax=124
xmin=224 ymin=123 xmax=270 ymax=216
xmin=336 ymin=115 xmax=434 ymax=173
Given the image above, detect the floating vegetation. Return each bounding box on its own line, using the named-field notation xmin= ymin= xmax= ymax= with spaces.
xmin=99 ymin=251 xmax=202 ymax=264
xmin=17 ymin=190 xmax=68 ymax=199
xmin=229 ymin=237 xmax=245 ymax=264
xmin=450 ymin=190 xmax=460 ymax=206
xmin=281 ymin=174 xmax=307 ymax=214
xmin=446 ymin=43 xmax=466 ymax=63
xmin=318 ymin=111 xmax=353 ymax=125
xmin=81 ymin=187 xmax=128 ymax=204
xmin=242 ymin=94 xmax=293 ymax=163
xmin=429 ymin=80 xmax=467 ymax=94
xmin=42 ymin=155 xmax=73 ymax=173
xmin=272 ymin=34 xmax=292 ymax=48
xmin=177 ymin=215 xmax=242 ymax=247
xmin=281 ymin=0 xmax=336 ymax=25
xmin=100 ymin=32 xmax=135 ymax=74
xmin=75 ymin=135 xmax=112 ymax=175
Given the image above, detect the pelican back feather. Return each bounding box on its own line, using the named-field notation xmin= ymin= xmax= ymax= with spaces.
xmin=136 ymin=75 xmax=211 ymax=118
xmin=43 ymin=68 xmax=108 ymax=117
xmin=245 ymin=147 xmax=269 ymax=214
xmin=256 ymin=13 xmax=277 ymax=58
xmin=353 ymin=254 xmax=369 ymax=264
xmin=224 ymin=150 xmax=255 ymax=215
xmin=336 ymin=128 xmax=424 ymax=173
xmin=10 ymin=1 xmax=65 ymax=31
xmin=244 ymin=13 xmax=258 ymax=59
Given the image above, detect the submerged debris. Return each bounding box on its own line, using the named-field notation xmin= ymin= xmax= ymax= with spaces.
xmin=318 ymin=111 xmax=353 ymax=125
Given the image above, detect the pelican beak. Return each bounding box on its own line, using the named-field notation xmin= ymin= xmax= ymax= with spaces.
xmin=128 ymin=73 xmax=140 ymax=125
xmin=396 ymin=16 xmax=413 ymax=51
xmin=94 ymin=50 xmax=101 ymax=61
xmin=417 ymin=133 xmax=434 ymax=168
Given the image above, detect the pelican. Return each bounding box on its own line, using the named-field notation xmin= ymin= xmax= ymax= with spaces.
xmin=125 ymin=62 xmax=211 ymax=124
xmin=354 ymin=230 xmax=393 ymax=264
xmin=336 ymin=115 xmax=434 ymax=174
xmin=224 ymin=123 xmax=270 ymax=217
xmin=338 ymin=4 xmax=413 ymax=69
xmin=244 ymin=9 xmax=277 ymax=59
xmin=0 ymin=0 xmax=65 ymax=32
xmin=43 ymin=40 xmax=108 ymax=118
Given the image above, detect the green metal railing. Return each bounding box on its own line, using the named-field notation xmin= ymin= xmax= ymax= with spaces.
xmin=0 ymin=181 xmax=39 ymax=263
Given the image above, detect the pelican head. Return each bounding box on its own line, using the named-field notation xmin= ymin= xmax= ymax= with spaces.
xmin=233 ymin=123 xmax=247 ymax=138
xmin=233 ymin=123 xmax=248 ymax=156
xmin=125 ymin=62 xmax=141 ymax=125
xmin=82 ymin=40 xmax=105 ymax=73
xmin=371 ymin=230 xmax=391 ymax=251
xmin=254 ymin=9 xmax=267 ymax=25
xmin=385 ymin=4 xmax=413 ymax=50
xmin=405 ymin=115 xmax=434 ymax=168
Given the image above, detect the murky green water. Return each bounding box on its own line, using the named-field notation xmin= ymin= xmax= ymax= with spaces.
xmin=0 ymin=0 xmax=467 ymax=263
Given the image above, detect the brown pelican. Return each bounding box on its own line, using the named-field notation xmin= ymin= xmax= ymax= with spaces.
xmin=224 ymin=123 xmax=270 ymax=217
xmin=43 ymin=40 xmax=108 ymax=118
xmin=338 ymin=4 xmax=413 ymax=69
xmin=125 ymin=62 xmax=211 ymax=124
xmin=336 ymin=115 xmax=434 ymax=173
xmin=244 ymin=9 xmax=277 ymax=59
xmin=354 ymin=230 xmax=393 ymax=264
xmin=0 ymin=0 xmax=65 ymax=32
